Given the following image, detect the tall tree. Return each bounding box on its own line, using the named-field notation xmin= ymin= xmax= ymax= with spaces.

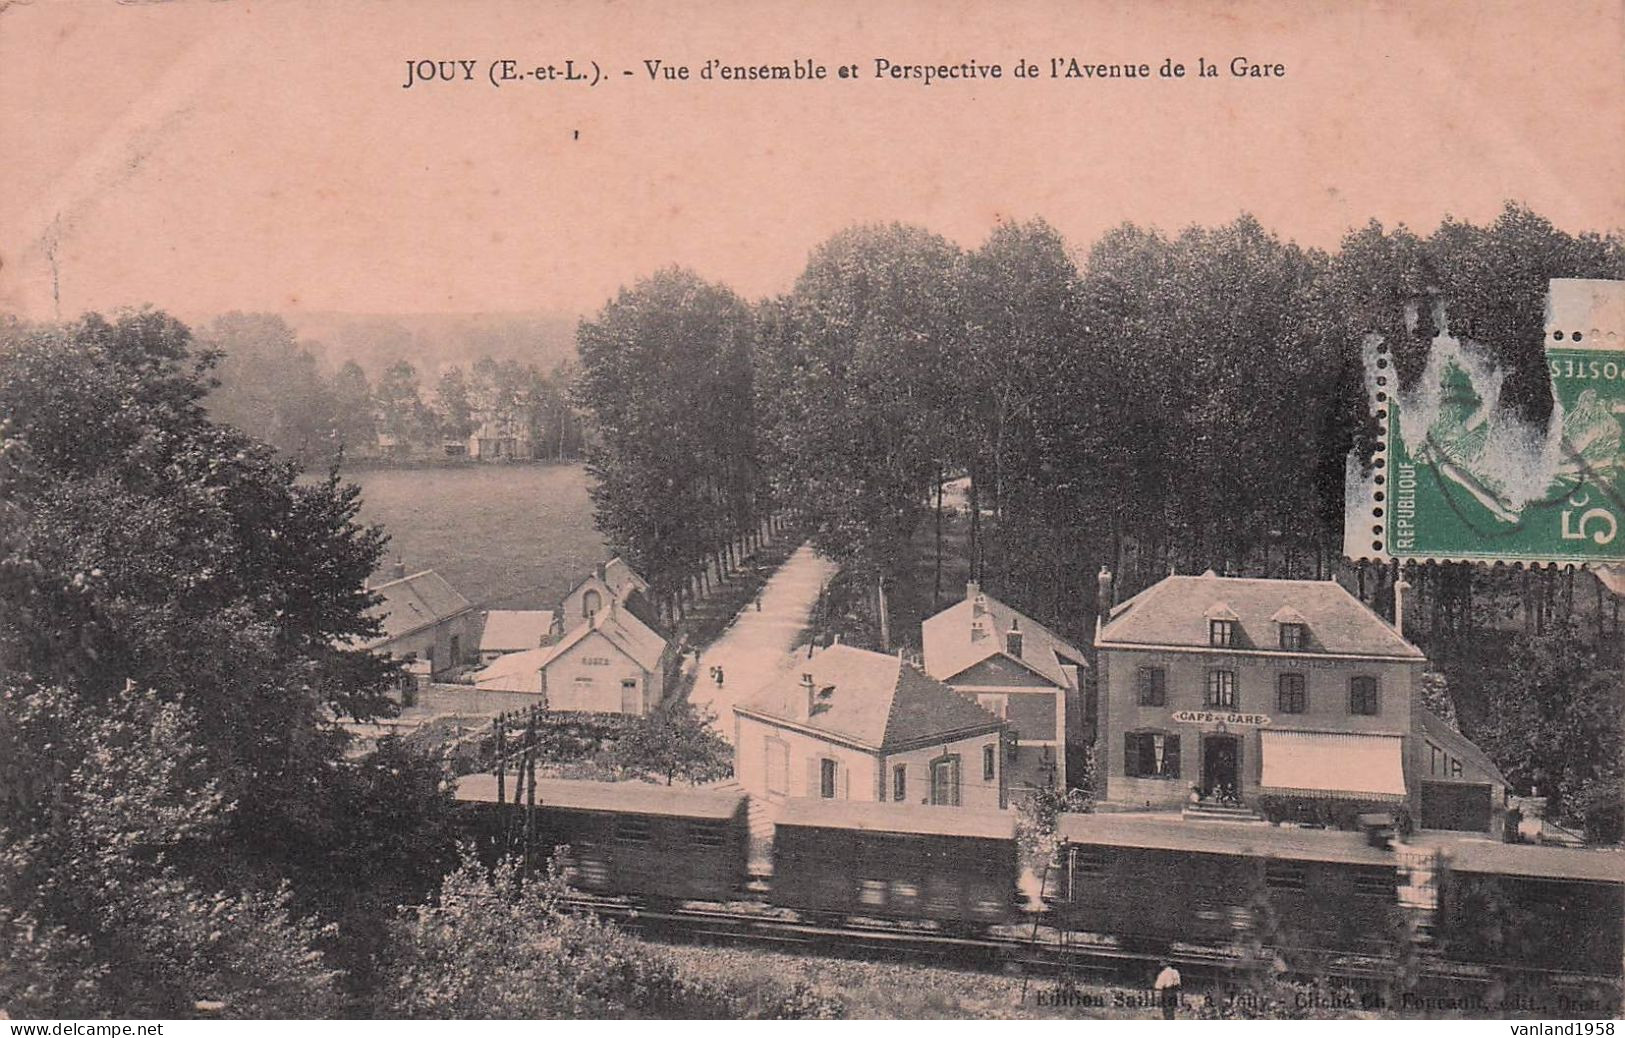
xmin=433 ymin=365 xmax=476 ymax=443
xmin=575 ymin=268 xmax=759 ymax=617
xmin=373 ymin=359 xmax=432 ymax=453
xmin=1062 ymin=216 xmax=1332 ymax=594
xmin=203 ymin=312 xmax=346 ymax=466
xmin=756 ymin=224 xmax=966 ymax=640
xmin=329 ymin=360 xmax=378 ymax=455
xmin=0 ymin=309 xmax=398 ymax=879
xmin=959 ymin=219 xmax=1087 ymax=615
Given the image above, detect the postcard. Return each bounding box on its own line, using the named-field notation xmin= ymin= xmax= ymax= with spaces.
xmin=1 ymin=0 xmax=1621 ymax=1026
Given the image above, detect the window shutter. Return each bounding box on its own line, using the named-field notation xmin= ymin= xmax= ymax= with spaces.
xmin=806 ymin=757 xmax=820 ymax=798
xmin=843 ymin=766 xmax=851 ymax=800
xmin=1165 ymin=735 xmax=1181 ymax=778
xmin=1124 ymin=733 xmax=1140 ymax=777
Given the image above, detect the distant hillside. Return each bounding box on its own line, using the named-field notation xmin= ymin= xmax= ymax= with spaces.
xmin=278 ymin=311 xmax=581 ymax=376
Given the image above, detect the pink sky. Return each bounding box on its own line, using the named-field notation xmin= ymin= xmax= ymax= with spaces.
xmin=2 ymin=0 xmax=1622 ymax=322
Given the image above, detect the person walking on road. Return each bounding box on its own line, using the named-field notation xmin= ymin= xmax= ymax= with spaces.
xmin=1154 ymin=962 xmax=1182 ymax=1019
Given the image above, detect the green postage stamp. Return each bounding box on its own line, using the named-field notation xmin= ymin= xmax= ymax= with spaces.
xmin=1357 ymin=278 xmax=1624 ymax=566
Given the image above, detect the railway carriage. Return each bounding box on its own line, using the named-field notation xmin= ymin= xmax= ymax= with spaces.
xmin=1435 ymin=840 xmax=1625 ymax=980
xmin=449 ymin=772 xmax=1623 ymax=993
xmin=454 ymin=774 xmax=750 ymax=902
xmin=1049 ymin=814 xmax=1404 ymax=956
xmin=771 ymin=799 xmax=1020 ymax=930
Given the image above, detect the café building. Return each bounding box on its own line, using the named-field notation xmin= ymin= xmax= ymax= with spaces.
xmin=1094 ymin=570 xmax=1506 ymax=834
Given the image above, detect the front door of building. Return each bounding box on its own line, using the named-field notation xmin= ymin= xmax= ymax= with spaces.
xmin=1202 ymin=735 xmax=1240 ymax=797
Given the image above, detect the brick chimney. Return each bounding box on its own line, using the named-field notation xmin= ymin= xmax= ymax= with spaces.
xmin=1097 ymin=565 xmax=1113 ymax=611
xmin=969 ymin=581 xmax=991 ymax=642
xmin=389 ymin=558 xmax=407 ymax=581
xmin=800 ymin=672 xmax=816 ymax=718
xmin=1006 ymin=616 xmax=1023 ymax=659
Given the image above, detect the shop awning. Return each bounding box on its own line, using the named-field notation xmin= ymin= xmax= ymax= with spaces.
xmin=1260 ymin=730 xmax=1407 ymax=801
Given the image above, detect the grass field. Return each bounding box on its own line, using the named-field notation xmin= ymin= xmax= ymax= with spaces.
xmin=346 ymin=462 xmax=605 ymax=611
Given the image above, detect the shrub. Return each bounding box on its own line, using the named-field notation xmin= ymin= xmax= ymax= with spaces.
xmin=383 ymin=853 xmax=841 ymax=1019
xmin=1255 ymin=794 xmax=1411 ymax=835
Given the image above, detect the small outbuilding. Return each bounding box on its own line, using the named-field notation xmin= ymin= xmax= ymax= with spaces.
xmin=364 ymin=567 xmax=476 ymax=678
xmin=477 ymin=609 xmax=561 ymax=662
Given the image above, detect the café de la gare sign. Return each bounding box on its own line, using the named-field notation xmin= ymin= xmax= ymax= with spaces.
xmin=1170 ymin=711 xmax=1272 ymax=726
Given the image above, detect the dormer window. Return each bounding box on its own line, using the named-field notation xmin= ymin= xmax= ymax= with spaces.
xmin=1278 ymin=623 xmax=1304 ymax=650
xmin=1209 ymin=619 xmax=1237 ymax=647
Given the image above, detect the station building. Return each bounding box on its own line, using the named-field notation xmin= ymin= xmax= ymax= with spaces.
xmin=1094 ymin=570 xmax=1507 ymax=836
xmin=472 ymin=596 xmax=669 ymax=714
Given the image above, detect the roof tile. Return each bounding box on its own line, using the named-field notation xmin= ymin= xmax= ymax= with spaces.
xmin=480 ymin=610 xmax=557 ymax=653
xmin=922 ymin=590 xmax=1088 ymax=689
xmin=737 ymin=644 xmax=1001 ymax=749
xmin=1099 ymin=574 xmax=1423 ymax=658
xmin=367 ymin=570 xmax=473 ymax=645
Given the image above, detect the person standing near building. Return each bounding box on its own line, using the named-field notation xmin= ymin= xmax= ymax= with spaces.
xmin=1154 ymin=962 xmax=1182 ymax=1019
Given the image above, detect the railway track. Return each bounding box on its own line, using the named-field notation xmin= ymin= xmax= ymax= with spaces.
xmin=563 ymin=894 xmax=1618 ymax=996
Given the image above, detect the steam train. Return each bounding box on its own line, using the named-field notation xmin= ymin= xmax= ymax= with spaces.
xmin=453 ymin=774 xmax=1624 ymax=984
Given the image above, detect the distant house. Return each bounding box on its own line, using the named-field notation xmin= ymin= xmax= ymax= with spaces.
xmin=472 ymin=597 xmax=668 ymax=714
xmin=467 ymin=415 xmax=535 ymax=461
xmin=562 ymin=558 xmax=663 ymax=631
xmin=733 ymin=644 xmax=1008 ymax=810
xmin=921 ymin=582 xmax=1087 ymax=792
xmin=1095 ymin=570 xmax=1508 ymax=835
xmin=364 ymin=566 xmax=476 ymax=679
xmin=477 ymin=609 xmax=560 ymax=663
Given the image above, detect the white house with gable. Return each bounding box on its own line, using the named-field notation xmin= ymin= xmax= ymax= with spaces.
xmin=473 ymin=597 xmax=668 ymax=714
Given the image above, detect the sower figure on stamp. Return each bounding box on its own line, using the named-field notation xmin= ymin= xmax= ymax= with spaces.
xmin=1154 ymin=962 xmax=1181 ymax=1020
